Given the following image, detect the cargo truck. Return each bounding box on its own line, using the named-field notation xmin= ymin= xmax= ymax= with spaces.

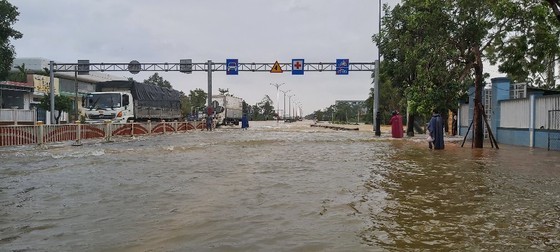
xmin=212 ymin=94 xmax=243 ymax=126
xmin=81 ymin=80 xmax=182 ymax=123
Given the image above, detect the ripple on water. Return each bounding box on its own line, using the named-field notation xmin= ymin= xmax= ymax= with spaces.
xmin=1 ymin=121 xmax=560 ymax=251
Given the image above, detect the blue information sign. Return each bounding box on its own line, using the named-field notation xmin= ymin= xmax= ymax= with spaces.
xmin=226 ymin=59 xmax=238 ymax=75
xmin=336 ymin=59 xmax=349 ymax=75
xmin=292 ymin=59 xmax=304 ymax=75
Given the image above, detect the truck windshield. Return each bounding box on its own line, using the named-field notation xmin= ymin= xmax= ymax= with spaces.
xmin=85 ymin=93 xmax=121 ymax=109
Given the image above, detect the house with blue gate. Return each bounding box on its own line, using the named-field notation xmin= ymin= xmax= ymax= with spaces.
xmin=458 ymin=77 xmax=560 ymax=151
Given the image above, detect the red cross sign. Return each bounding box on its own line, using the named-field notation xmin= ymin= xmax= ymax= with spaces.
xmin=292 ymin=59 xmax=304 ymax=75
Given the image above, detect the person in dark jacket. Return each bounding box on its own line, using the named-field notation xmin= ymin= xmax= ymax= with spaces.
xmin=427 ymin=110 xmax=445 ymax=149
xmin=241 ymin=114 xmax=249 ymax=130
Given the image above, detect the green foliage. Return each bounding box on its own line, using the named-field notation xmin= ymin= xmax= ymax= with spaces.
xmin=487 ymin=0 xmax=560 ymax=88
xmin=143 ymin=73 xmax=172 ymax=88
xmin=188 ymin=88 xmax=207 ymax=112
xmin=7 ymin=63 xmax=26 ymax=82
xmin=180 ymin=93 xmax=191 ymax=117
xmin=375 ymin=0 xmax=472 ymax=117
xmin=0 ymin=0 xmax=22 ymax=80
xmin=39 ymin=94 xmax=73 ymax=124
xmin=249 ymin=95 xmax=275 ymax=120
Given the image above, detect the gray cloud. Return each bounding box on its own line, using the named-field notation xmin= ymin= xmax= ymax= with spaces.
xmin=11 ymin=0 xmax=400 ymax=114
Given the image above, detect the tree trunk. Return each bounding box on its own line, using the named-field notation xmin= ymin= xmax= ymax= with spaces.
xmin=473 ymin=47 xmax=484 ymax=148
xmin=547 ymin=0 xmax=560 ymax=22
xmin=407 ymin=113 xmax=415 ymax=137
xmin=55 ymin=111 xmax=62 ymax=125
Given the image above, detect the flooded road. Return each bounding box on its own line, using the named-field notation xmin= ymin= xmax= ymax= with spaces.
xmin=1 ymin=120 xmax=560 ymax=251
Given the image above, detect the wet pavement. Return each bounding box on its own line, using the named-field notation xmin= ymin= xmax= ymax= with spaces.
xmin=1 ymin=120 xmax=559 ymax=251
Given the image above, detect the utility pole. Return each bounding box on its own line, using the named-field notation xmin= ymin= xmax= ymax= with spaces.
xmin=374 ymin=0 xmax=382 ymax=136
xmin=270 ymin=83 xmax=284 ymax=119
xmin=280 ymin=89 xmax=291 ymax=120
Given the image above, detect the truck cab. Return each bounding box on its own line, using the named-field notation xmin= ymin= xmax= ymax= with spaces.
xmin=82 ymin=92 xmax=133 ymax=123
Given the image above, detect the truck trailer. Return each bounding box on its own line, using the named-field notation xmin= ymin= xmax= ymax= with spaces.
xmin=82 ymin=80 xmax=182 ymax=123
xmin=212 ymin=94 xmax=243 ymax=126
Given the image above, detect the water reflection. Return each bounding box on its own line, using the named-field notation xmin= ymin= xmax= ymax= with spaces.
xmin=361 ymin=142 xmax=560 ymax=250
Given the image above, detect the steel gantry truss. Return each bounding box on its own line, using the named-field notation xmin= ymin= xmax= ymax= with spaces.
xmin=51 ymin=61 xmax=376 ymax=73
xmin=47 ymin=60 xmax=378 ymax=132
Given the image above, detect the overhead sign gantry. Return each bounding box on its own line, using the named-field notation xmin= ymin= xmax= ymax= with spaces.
xmin=49 ymin=59 xmax=380 ymax=134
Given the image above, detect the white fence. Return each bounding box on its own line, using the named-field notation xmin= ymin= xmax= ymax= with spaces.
xmin=499 ymin=98 xmax=531 ymax=128
xmin=500 ymin=95 xmax=560 ymax=129
xmin=0 ymin=109 xmax=36 ymax=124
xmin=536 ymin=95 xmax=560 ymax=129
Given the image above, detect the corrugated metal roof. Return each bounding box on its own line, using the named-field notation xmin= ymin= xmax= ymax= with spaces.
xmin=0 ymin=81 xmax=34 ymax=88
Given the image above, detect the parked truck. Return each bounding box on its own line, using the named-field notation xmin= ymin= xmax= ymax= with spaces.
xmin=212 ymin=94 xmax=243 ymax=126
xmin=81 ymin=80 xmax=182 ymax=123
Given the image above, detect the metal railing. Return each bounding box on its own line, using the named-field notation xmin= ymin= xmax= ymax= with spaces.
xmin=0 ymin=120 xmax=206 ymax=148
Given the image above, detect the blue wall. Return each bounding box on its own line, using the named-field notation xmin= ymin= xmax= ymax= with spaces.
xmin=491 ymin=77 xmax=510 ymax=140
xmin=460 ymin=77 xmax=557 ymax=151
xmin=496 ymin=128 xmax=530 ymax=146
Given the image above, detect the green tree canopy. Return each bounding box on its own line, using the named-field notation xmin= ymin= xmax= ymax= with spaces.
xmin=7 ymin=63 xmax=26 ymax=82
xmin=143 ymin=73 xmax=172 ymax=88
xmin=487 ymin=0 xmax=560 ymax=89
xmin=374 ymin=0 xmax=554 ymax=146
xmin=39 ymin=94 xmax=73 ymax=124
xmin=0 ymin=0 xmax=22 ymax=80
xmin=189 ymin=88 xmax=207 ymax=112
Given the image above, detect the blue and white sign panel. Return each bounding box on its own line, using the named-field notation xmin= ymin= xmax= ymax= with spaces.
xmin=292 ymin=59 xmax=304 ymax=75
xmin=226 ymin=59 xmax=238 ymax=75
xmin=336 ymin=59 xmax=349 ymax=75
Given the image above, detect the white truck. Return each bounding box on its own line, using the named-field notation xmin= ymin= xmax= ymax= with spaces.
xmin=81 ymin=81 xmax=182 ymax=123
xmin=212 ymin=94 xmax=243 ymax=126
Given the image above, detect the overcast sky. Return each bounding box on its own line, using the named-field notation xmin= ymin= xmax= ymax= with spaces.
xmin=10 ymin=0 xmax=401 ymax=115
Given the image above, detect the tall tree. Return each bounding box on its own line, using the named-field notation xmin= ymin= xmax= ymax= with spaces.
xmin=375 ymin=1 xmax=467 ymax=136
xmin=143 ymin=73 xmax=172 ymax=88
xmin=376 ymin=0 xmax=532 ymax=147
xmin=7 ymin=63 xmax=26 ymax=82
xmin=0 ymin=0 xmax=22 ymax=80
xmin=488 ymin=0 xmax=560 ymax=89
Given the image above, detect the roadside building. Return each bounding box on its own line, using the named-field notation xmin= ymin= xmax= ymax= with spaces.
xmin=2 ymin=57 xmax=125 ymax=124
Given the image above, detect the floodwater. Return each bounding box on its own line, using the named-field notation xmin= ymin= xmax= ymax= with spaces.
xmin=1 ymin=120 xmax=559 ymax=251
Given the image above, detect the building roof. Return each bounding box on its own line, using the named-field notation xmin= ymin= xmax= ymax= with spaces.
xmin=0 ymin=81 xmax=34 ymax=92
xmin=527 ymin=87 xmax=560 ymax=96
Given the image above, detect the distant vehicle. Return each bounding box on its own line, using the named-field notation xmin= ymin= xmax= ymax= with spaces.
xmin=81 ymin=80 xmax=182 ymax=123
xmin=212 ymin=94 xmax=243 ymax=126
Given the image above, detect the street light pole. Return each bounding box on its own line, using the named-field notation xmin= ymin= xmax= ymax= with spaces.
xmin=280 ymin=89 xmax=290 ymax=120
xmin=287 ymin=94 xmax=295 ymax=119
xmin=270 ymin=83 xmax=284 ymax=120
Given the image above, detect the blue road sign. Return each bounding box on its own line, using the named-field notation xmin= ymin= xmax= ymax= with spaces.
xmin=336 ymin=59 xmax=349 ymax=75
xmin=226 ymin=59 xmax=238 ymax=75
xmin=292 ymin=59 xmax=304 ymax=75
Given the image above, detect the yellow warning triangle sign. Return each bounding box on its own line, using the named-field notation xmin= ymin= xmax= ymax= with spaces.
xmin=270 ymin=61 xmax=283 ymax=73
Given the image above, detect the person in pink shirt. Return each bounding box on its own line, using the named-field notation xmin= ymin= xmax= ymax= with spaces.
xmin=389 ymin=111 xmax=403 ymax=138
